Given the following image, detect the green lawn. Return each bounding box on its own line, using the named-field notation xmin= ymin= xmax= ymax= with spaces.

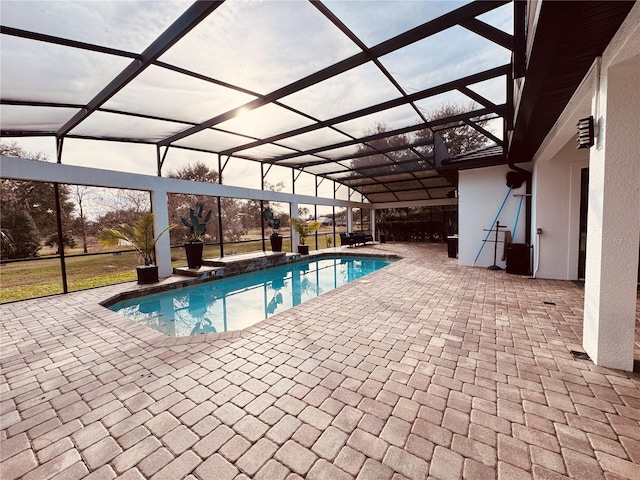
xmin=1 ymin=235 xmax=337 ymax=303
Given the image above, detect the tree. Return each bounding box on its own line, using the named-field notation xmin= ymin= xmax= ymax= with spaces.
xmin=170 ymin=162 xmax=219 ymax=184
xmin=167 ymin=162 xmax=220 ymax=244
xmin=0 ymin=210 xmax=40 ymax=259
xmin=350 ymin=103 xmax=491 ymax=175
xmin=87 ymin=188 xmax=152 ymax=247
xmin=1 ymin=141 xmax=77 ymax=257
xmin=298 ymin=207 xmax=311 ymax=221
xmin=350 ymin=122 xmax=414 ymax=176
xmin=90 ymin=188 xmax=150 ymax=228
xmin=94 ymin=208 xmax=146 ymax=232
xmin=241 ymin=181 xmax=285 ymax=231
xmin=167 ymin=161 xmax=281 ymax=243
xmin=73 ymin=185 xmax=90 ymax=253
xmin=415 ymin=103 xmax=491 ymax=156
xmin=44 ymin=231 xmax=77 ymax=253
xmin=220 ymin=197 xmax=247 ymax=242
xmin=0 ymin=142 xmax=75 ymax=238
xmin=0 ymin=229 xmax=15 ymax=257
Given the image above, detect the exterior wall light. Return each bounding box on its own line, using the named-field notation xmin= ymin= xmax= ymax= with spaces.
xmin=577 ymin=116 xmax=595 ymax=149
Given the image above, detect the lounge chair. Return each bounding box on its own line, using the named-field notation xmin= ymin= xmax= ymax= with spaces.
xmin=339 ymin=232 xmax=354 ymax=247
xmin=340 ymin=232 xmax=373 ymax=247
xmin=353 ymin=231 xmax=373 ymax=245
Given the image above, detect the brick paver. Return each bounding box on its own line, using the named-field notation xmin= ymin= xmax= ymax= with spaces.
xmin=1 ymin=244 xmax=639 ymax=479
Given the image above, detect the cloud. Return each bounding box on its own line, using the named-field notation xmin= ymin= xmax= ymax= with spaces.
xmin=324 ymin=0 xmax=472 ymax=47
xmin=159 ymin=0 xmax=359 ymax=95
xmin=1 ymin=0 xmax=192 ymax=52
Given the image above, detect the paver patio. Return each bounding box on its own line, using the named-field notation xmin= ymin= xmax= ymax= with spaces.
xmin=1 ymin=243 xmax=639 ymax=480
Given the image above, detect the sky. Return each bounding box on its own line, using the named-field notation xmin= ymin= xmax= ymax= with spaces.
xmin=1 ymin=0 xmax=513 ymax=200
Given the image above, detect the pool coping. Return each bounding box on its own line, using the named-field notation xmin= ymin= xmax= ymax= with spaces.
xmin=99 ymin=249 xmax=403 ymax=346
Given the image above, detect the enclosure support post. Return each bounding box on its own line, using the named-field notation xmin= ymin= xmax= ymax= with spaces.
xmin=333 ymin=181 xmax=338 ymax=241
xmin=150 ymin=189 xmax=172 ymax=278
xmin=260 ymin=163 xmax=266 ymax=252
xmin=217 ymin=197 xmax=224 ymax=258
xmin=314 ymin=176 xmax=319 ymax=250
xmin=218 ymin=154 xmax=224 ymax=258
xmin=53 ymin=183 xmax=68 ymax=294
xmin=291 ymin=201 xmax=299 ymax=252
xmin=370 ymin=209 xmax=376 ymax=241
xmin=360 ymin=195 xmax=365 ymax=231
xmin=53 ymin=136 xmax=68 ymax=293
xmin=260 ymin=200 xmax=266 ymax=252
xmin=292 ymin=169 xmax=296 ymax=195
xmin=156 ymin=146 xmax=170 ymax=176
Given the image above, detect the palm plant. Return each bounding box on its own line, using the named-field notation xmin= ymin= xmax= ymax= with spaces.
xmin=289 ymin=218 xmax=321 ymax=246
xmin=0 ymin=229 xmax=16 ymax=258
xmin=99 ymin=213 xmax=175 ymax=266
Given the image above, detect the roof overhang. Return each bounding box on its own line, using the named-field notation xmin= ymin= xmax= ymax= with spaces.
xmin=508 ymin=0 xmax=635 ymax=164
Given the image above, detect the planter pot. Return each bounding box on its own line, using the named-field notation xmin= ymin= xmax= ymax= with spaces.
xmin=379 ymin=233 xmax=386 ymax=243
xmin=298 ymin=245 xmax=309 ymax=255
xmin=137 ymin=265 xmax=159 ymax=284
xmin=184 ymin=242 xmax=204 ymax=269
xmin=270 ymin=235 xmax=283 ymax=252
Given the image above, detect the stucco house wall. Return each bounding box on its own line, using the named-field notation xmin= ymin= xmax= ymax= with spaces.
xmin=458 ymin=165 xmax=528 ymax=269
xmin=531 ymin=140 xmax=589 ymax=280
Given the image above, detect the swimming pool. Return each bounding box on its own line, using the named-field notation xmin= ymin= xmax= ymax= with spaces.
xmin=109 ymin=255 xmax=395 ymax=337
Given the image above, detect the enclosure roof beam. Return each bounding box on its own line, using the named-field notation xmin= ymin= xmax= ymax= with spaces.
xmin=270 ymin=106 xmax=500 ymax=163
xmin=56 ymin=1 xmax=224 ymax=138
xmin=0 ymin=25 xmax=138 ymax=59
xmin=219 ymin=64 xmax=509 ymax=157
xmin=459 ymin=17 xmax=513 ymax=50
xmin=159 ymin=0 xmax=509 ymax=147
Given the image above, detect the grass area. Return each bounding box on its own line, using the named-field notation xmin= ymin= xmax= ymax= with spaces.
xmin=1 ymin=233 xmax=339 ymax=303
xmin=0 ymin=252 xmax=139 ymax=303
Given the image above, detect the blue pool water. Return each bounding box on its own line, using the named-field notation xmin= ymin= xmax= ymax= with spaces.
xmin=110 ymin=255 xmax=394 ymax=337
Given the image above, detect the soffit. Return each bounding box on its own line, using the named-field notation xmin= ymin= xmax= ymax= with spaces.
xmin=508 ymin=0 xmax=635 ymax=164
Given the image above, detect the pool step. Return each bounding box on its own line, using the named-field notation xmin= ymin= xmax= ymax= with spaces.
xmin=173 ymin=252 xmax=301 ymax=280
xmin=172 ymin=265 xmax=224 ymax=279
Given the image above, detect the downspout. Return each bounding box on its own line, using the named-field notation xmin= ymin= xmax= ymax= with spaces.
xmin=508 ymin=161 xmax=532 ymax=245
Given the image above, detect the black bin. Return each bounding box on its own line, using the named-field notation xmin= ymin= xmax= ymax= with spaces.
xmin=447 ymin=235 xmax=458 ymax=258
xmin=506 ymin=243 xmax=531 ymax=275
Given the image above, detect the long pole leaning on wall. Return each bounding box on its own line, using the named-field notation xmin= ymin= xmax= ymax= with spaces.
xmin=55 ymin=136 xmax=69 ymax=294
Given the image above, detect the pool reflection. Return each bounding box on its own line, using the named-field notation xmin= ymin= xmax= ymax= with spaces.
xmin=112 ymin=256 xmax=393 ymax=337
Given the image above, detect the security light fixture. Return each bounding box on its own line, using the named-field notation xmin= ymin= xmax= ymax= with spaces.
xmin=577 ymin=116 xmax=595 ymax=149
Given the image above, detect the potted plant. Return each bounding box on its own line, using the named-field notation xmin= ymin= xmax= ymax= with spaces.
xmin=263 ymin=208 xmax=282 ymax=252
xmin=289 ymin=217 xmax=321 ymax=255
xmin=182 ymin=202 xmax=212 ymax=269
xmin=99 ymin=213 xmax=175 ymax=284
